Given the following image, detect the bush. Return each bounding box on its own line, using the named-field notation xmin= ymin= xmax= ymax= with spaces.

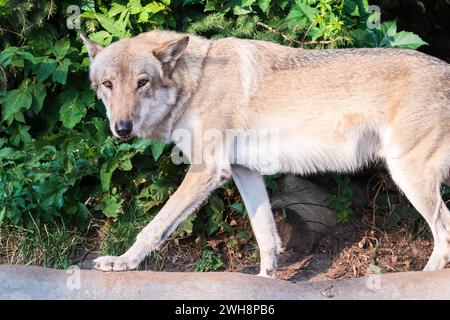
xmin=0 ymin=0 xmax=427 ymax=267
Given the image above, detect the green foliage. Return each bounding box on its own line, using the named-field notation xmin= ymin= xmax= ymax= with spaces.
xmin=0 ymin=0 xmax=57 ymax=48
xmin=194 ymin=247 xmax=225 ymax=272
xmin=326 ymin=173 xmax=357 ymax=223
xmin=0 ymin=0 xmax=427 ymax=268
xmin=352 ymin=19 xmax=428 ymax=49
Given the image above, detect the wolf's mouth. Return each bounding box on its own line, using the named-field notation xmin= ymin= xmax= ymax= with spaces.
xmin=115 ymin=134 xmax=134 ymax=141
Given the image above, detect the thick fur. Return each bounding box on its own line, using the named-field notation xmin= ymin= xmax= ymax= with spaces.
xmin=82 ymin=31 xmax=450 ymax=277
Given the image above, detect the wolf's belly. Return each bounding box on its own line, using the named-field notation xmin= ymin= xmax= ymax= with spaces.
xmin=230 ymin=129 xmax=380 ymax=175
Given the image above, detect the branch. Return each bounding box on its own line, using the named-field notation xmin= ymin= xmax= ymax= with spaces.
xmin=256 ymin=21 xmax=351 ymax=47
xmin=300 ymin=37 xmax=352 ymax=45
xmin=257 ymin=21 xmax=297 ymax=45
xmin=0 ymin=66 xmax=7 ymax=92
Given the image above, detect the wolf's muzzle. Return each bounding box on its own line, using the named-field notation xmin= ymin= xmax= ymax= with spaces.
xmin=115 ymin=121 xmax=133 ymax=138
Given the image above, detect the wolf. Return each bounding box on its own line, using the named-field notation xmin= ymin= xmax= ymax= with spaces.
xmin=81 ymin=30 xmax=450 ymax=277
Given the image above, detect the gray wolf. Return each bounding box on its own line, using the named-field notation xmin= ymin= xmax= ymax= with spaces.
xmin=81 ymin=30 xmax=450 ymax=277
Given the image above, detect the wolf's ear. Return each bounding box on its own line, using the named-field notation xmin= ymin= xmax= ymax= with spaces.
xmin=153 ymin=36 xmax=189 ymax=67
xmin=80 ymin=34 xmax=104 ymax=61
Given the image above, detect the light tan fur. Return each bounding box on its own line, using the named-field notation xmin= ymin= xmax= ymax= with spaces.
xmin=81 ymin=30 xmax=450 ymax=277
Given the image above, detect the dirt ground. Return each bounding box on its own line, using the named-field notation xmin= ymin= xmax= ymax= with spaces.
xmin=236 ymin=216 xmax=434 ymax=281
xmin=277 ymin=219 xmax=434 ymax=282
xmin=78 ymin=214 xmax=436 ymax=281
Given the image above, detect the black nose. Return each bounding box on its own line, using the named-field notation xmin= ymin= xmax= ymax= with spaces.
xmin=115 ymin=121 xmax=133 ymax=138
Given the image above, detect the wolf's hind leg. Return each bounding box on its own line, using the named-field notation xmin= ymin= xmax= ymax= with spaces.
xmin=231 ymin=165 xmax=283 ymax=278
xmin=386 ymin=157 xmax=450 ymax=271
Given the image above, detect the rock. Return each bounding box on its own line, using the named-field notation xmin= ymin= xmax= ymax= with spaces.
xmin=271 ymin=175 xmax=337 ymax=254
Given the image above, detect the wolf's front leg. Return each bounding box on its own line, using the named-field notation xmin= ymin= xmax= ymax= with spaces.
xmin=94 ymin=164 xmax=231 ymax=271
xmin=231 ymin=165 xmax=283 ymax=278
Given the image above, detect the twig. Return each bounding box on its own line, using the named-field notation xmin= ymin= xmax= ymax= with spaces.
xmin=257 ymin=21 xmax=296 ymax=45
xmin=300 ymin=37 xmax=351 ymax=45
xmin=257 ymin=21 xmax=351 ymax=47
xmin=301 ymin=22 xmax=315 ymax=48
xmin=0 ymin=66 xmax=7 ymax=92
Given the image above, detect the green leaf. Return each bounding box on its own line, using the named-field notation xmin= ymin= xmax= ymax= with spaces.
xmin=53 ymin=38 xmax=71 ymax=60
xmin=242 ymin=0 xmax=257 ymax=6
xmin=1 ymin=84 xmax=33 ymax=121
xmin=102 ymin=141 xmax=116 ymax=158
xmin=390 ymin=31 xmax=428 ymax=49
xmin=221 ymin=221 xmax=234 ymax=234
xmin=33 ymin=177 xmax=67 ymax=209
xmin=287 ymin=2 xmax=318 ymax=22
xmin=103 ymin=194 xmax=122 ymax=218
xmin=4 ymin=125 xmax=32 ymax=146
xmin=344 ymin=0 xmax=359 ymax=16
xmin=206 ymin=210 xmax=222 ymax=236
xmin=237 ymin=230 xmax=251 ymax=240
xmin=88 ymin=31 xmax=112 ymax=46
xmin=0 ymin=207 xmax=6 ymax=223
xmin=151 ymin=140 xmax=165 ymax=161
xmin=118 ymin=143 xmax=132 ymax=152
xmin=381 ymin=20 xmax=397 ymax=37
xmin=128 ymin=0 xmax=143 ymax=14
xmin=100 ymin=161 xmax=119 ymax=192
xmin=351 ymin=29 xmax=377 ymax=47
xmin=15 ymin=50 xmax=36 ymax=64
xmin=80 ymin=88 xmax=95 ymax=106
xmin=145 ymin=2 xmax=166 ymax=14
xmin=209 ymin=195 xmax=224 ymax=213
xmin=59 ymin=89 xmax=87 ymax=129
xmin=5 ymin=49 xmax=35 ymax=68
xmin=308 ymin=26 xmax=323 ymax=41
xmin=356 ymin=0 xmax=369 ymax=16
xmin=229 ymin=202 xmax=244 ymax=213
xmin=17 ymin=125 xmax=32 ymax=144
xmin=233 ymin=6 xmax=252 ymax=15
xmin=95 ymin=13 xmax=124 ymax=37
xmin=0 ymin=147 xmax=15 ymax=159
xmin=80 ymin=11 xmax=97 ymax=19
xmin=89 ymin=117 xmax=108 ymax=144
xmin=35 ymin=59 xmax=58 ymax=82
xmin=138 ymin=11 xmax=149 ymax=23
xmin=177 ymin=213 xmax=195 ymax=235
xmin=257 ymin=0 xmax=271 ymax=12
xmin=27 ymin=30 xmax=53 ymax=51
xmin=13 ymin=111 xmax=24 ymax=123
xmin=120 ymin=159 xmax=132 ymax=171
xmin=204 ymin=1 xmax=217 ymax=11
xmin=0 ymin=47 xmax=18 ymax=66
xmin=132 ymin=138 xmax=153 ymax=151
xmin=31 ymin=83 xmax=46 ymax=113
xmin=108 ymin=3 xmax=126 ymax=17
xmin=77 ymin=202 xmax=90 ymax=219
xmin=52 ymin=58 xmax=71 ymax=84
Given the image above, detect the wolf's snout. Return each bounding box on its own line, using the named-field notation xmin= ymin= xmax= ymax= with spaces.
xmin=115 ymin=121 xmax=133 ymax=138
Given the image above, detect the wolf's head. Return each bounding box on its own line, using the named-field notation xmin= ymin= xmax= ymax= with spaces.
xmin=81 ymin=33 xmax=189 ymax=140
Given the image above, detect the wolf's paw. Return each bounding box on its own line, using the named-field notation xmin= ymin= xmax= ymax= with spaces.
xmin=93 ymin=255 xmax=139 ymax=272
xmin=258 ymin=268 xmax=277 ymax=279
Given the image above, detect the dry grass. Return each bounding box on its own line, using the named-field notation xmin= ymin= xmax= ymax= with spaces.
xmin=0 ymin=224 xmax=88 ymax=268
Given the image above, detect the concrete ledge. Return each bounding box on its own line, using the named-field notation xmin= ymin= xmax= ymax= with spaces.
xmin=1 ymin=265 xmax=449 ymax=299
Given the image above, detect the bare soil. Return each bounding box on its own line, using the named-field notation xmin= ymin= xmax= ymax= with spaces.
xmin=276 ymin=219 xmax=434 ymax=281
xmin=79 ymin=215 xmax=437 ymax=281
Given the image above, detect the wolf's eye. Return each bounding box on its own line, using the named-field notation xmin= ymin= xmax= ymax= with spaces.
xmin=137 ymin=79 xmax=149 ymax=88
xmin=103 ymin=80 xmax=112 ymax=89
